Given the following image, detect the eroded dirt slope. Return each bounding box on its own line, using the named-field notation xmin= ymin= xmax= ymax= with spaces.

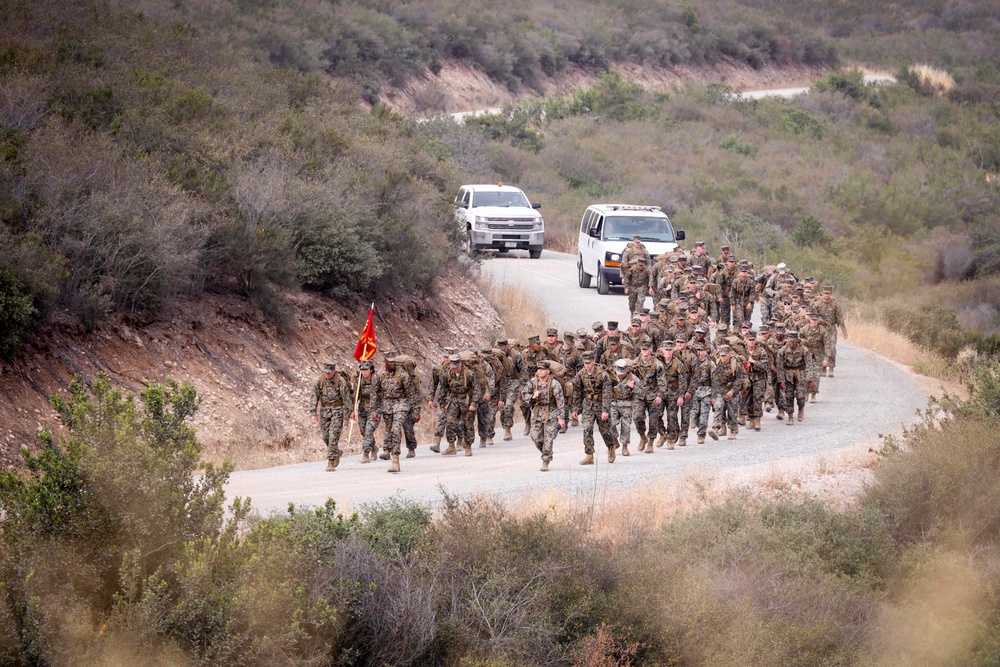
xmin=0 ymin=270 xmax=502 ymax=471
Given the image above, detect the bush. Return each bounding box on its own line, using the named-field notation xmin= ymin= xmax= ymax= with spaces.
xmin=0 ymin=264 xmax=36 ymax=358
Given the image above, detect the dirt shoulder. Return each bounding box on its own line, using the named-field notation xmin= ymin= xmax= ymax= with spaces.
xmin=0 ymin=269 xmax=502 ymax=472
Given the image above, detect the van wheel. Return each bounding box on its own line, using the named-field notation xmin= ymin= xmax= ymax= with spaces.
xmin=597 ymin=266 xmax=610 ymax=294
xmin=467 ymin=233 xmax=479 ymax=257
xmin=578 ymin=259 xmax=592 ymax=288
xmin=529 ymin=246 xmax=542 ymax=259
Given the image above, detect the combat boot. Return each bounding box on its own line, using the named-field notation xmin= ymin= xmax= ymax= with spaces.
xmin=678 ymin=436 xmax=687 ymax=447
xmin=361 ymin=451 xmax=371 ymax=464
xmin=334 ymin=452 xmax=341 ymax=469
xmin=709 ymin=428 xmax=719 ymax=441
xmin=828 ymin=369 xmax=835 ymax=378
xmin=637 ymin=434 xmax=647 ymax=452
xmin=388 ymin=454 xmax=400 ymax=473
xmin=486 ymin=437 xmax=494 ymax=446
xmin=728 ymin=428 xmax=737 ymax=440
xmin=522 ymin=423 xmax=531 ymax=436
xmin=406 ymin=449 xmax=415 ymax=458
xmin=645 ymin=440 xmax=654 ymax=453
xmin=754 ymin=418 xmax=762 ymax=431
xmin=764 ymin=402 xmax=773 ymax=413
xmin=571 ymin=417 xmax=579 ymax=427
xmin=607 ymin=446 xmax=616 ymax=463
xmin=503 ymin=426 xmax=513 ymax=441
xmin=821 ymin=367 xmax=828 ymax=377
xmin=697 ymin=434 xmax=706 ymax=444
xmin=621 ymin=443 xmax=630 ymax=456
xmin=465 ymin=442 xmax=473 ymax=456
xmin=442 ymin=442 xmax=457 ymax=455
xmin=540 ymin=459 xmax=549 ymax=472
xmin=666 ymin=435 xmax=676 ymax=450
xmin=737 ymin=415 xmax=746 ymax=426
xmin=655 ymin=433 xmax=666 ymax=448
xmin=379 ymin=449 xmax=390 ymax=460
xmin=776 ymin=410 xmax=785 ymax=420
xmin=325 ymin=459 xmax=336 ymax=472
xmin=797 ymin=406 xmax=804 ymax=422
xmin=809 ymin=392 xmax=817 ymax=403
xmin=580 ymin=453 xmax=595 ymax=465
xmin=430 ymin=435 xmax=442 ymax=454
xmin=479 ymin=437 xmax=487 ymax=448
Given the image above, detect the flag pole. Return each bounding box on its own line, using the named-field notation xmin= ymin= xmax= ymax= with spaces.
xmin=346 ymin=303 xmax=376 ymax=448
xmin=345 ymin=372 xmax=362 ymax=447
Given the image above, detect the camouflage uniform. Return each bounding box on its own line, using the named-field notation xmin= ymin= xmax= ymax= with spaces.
xmin=658 ymin=350 xmax=689 ymax=447
xmin=715 ymin=261 xmax=737 ymax=326
xmin=572 ymin=361 xmax=617 ymax=458
xmin=688 ymin=353 xmax=716 ymax=440
xmin=744 ymin=341 xmax=771 ymax=428
xmin=374 ymin=364 xmax=417 ymax=457
xmin=610 ymin=364 xmax=643 ymax=453
xmin=776 ymin=338 xmax=813 ymax=422
xmin=633 ymin=352 xmax=667 ymax=451
xmin=501 ymin=343 xmax=527 ymax=435
xmin=434 ymin=362 xmax=481 ymax=452
xmin=712 ymin=353 xmax=745 ymax=438
xmin=521 ymin=371 xmax=566 ymax=468
xmin=815 ymin=292 xmax=846 ymax=375
xmin=430 ymin=356 xmax=451 ymax=440
xmin=355 ymin=367 xmax=380 ymax=458
xmin=472 ymin=352 xmax=497 ymax=445
xmin=730 ymin=270 xmax=756 ymax=327
xmin=520 ymin=342 xmax=550 ymax=431
xmin=624 ymin=259 xmax=650 ymax=317
xmin=799 ymin=320 xmax=827 ymax=401
xmin=312 ymin=370 xmax=351 ymax=464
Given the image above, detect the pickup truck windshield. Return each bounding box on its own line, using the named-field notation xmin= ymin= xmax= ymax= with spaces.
xmin=604 ymin=216 xmax=675 ymax=242
xmin=472 ymin=191 xmax=530 ymax=208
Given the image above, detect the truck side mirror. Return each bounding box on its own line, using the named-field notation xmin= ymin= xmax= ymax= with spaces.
xmin=676 ymin=230 xmax=685 ymax=241
xmin=531 ymin=202 xmax=541 ymax=210
xmin=588 ymin=228 xmax=599 ymax=239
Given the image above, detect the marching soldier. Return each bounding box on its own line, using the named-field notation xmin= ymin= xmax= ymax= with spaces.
xmin=520 ymin=335 xmax=548 ymax=434
xmin=799 ymin=311 xmax=828 ymax=403
xmin=657 ymin=340 xmax=688 ymax=449
xmin=712 ymin=344 xmax=745 ymax=440
xmin=744 ymin=331 xmax=771 ymax=431
xmin=633 ymin=341 xmax=667 ymax=454
xmin=428 ymin=347 xmax=456 ymax=453
xmin=498 ymin=338 xmax=526 ymax=441
xmin=776 ymin=330 xmax=813 ymax=424
xmin=433 ymin=354 xmax=481 ymax=456
xmin=689 ymin=343 xmax=717 ymax=443
xmin=350 ymin=360 xmax=380 ymax=463
xmin=572 ymin=350 xmax=618 ymax=464
xmin=815 ymin=286 xmax=847 ymax=377
xmin=374 ymin=355 xmax=418 ymax=473
xmin=521 ymin=360 xmax=566 ymax=472
xmin=311 ymin=362 xmax=351 ymax=471
xmin=609 ymin=358 xmax=643 ymax=456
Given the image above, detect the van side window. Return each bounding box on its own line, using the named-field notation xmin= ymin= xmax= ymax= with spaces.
xmin=580 ymin=210 xmax=593 ymax=234
xmin=593 ymin=214 xmax=604 ymax=238
xmin=462 ymin=189 xmax=471 ymax=207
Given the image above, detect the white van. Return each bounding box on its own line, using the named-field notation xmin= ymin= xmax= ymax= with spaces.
xmin=577 ymin=204 xmax=684 ymax=294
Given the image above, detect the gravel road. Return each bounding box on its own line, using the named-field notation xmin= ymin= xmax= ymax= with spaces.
xmin=225 ymin=250 xmax=927 ymax=515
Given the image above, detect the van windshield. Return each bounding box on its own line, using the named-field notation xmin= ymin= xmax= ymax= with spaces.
xmin=604 ymin=215 xmax=675 ymax=242
xmin=472 ymin=190 xmax=530 ymax=208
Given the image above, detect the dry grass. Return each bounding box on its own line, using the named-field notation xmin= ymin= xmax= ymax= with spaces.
xmin=476 ymin=273 xmax=549 ymax=342
xmin=909 ymin=64 xmax=956 ymax=94
xmin=846 ymin=313 xmax=950 ymax=371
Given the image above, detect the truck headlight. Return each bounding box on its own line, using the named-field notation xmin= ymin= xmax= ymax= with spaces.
xmin=609 ymin=253 xmax=621 ymax=262
xmin=533 ymin=218 xmax=544 ymax=231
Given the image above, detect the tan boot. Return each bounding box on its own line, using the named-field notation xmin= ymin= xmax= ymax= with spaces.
xmin=523 ymin=423 xmax=531 ymax=436
xmin=540 ymin=459 xmax=549 ymax=472
xmin=697 ymin=434 xmax=705 ymax=444
xmin=645 ymin=439 xmax=654 ymax=453
xmin=486 ymin=437 xmax=494 ymax=446
xmin=479 ymin=437 xmax=486 ymax=448
xmin=828 ymin=369 xmax=835 ymax=378
xmin=361 ymin=451 xmax=371 ymax=464
xmin=776 ymin=410 xmax=785 ymax=421
xmin=655 ymin=433 xmax=666 ymax=448
xmin=406 ymin=449 xmax=415 ymax=458
xmin=430 ymin=435 xmax=442 ymax=453
xmin=638 ymin=434 xmax=647 ymax=452
xmin=608 ymin=446 xmax=616 ymax=463
xmin=503 ymin=427 xmax=513 ymax=441
xmin=809 ymin=393 xmax=817 ymax=403
xmin=580 ymin=453 xmax=595 ymax=465
xmin=797 ymin=406 xmax=804 ymax=422
xmin=379 ymin=449 xmax=390 ymax=460
xmin=442 ymin=442 xmax=457 ymax=455
xmin=571 ymin=417 xmax=579 ymax=427
xmin=666 ymin=436 xmax=676 ymax=450
xmin=737 ymin=415 xmax=746 ymax=426
xmin=621 ymin=444 xmax=630 ymax=456
xmin=465 ymin=442 xmax=473 ymax=456
xmin=388 ymin=454 xmax=400 ymax=473
xmin=678 ymin=436 xmax=686 ymax=447
xmin=728 ymin=428 xmax=737 ymax=440
xmin=325 ymin=459 xmax=336 ymax=472
xmin=709 ymin=428 xmax=719 ymax=441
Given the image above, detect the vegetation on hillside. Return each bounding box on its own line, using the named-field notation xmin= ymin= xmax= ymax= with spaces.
xmin=3 ymin=363 xmax=1000 ymax=665
xmin=444 ymin=66 xmax=1000 ymax=358
xmin=0 ymin=0 xmax=463 ymax=358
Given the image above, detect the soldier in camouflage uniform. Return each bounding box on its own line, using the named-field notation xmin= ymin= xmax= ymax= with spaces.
xmin=572 ymin=350 xmax=618 ymax=464
xmin=674 ymin=333 xmax=697 ymax=444
xmin=476 ymin=347 xmax=502 ymax=446
xmin=657 ymin=340 xmax=688 ymax=449
xmin=521 ymin=335 xmax=549 ymax=434
xmin=350 ymin=360 xmax=380 ymax=463
xmin=428 ymin=347 xmax=457 ymax=452
xmin=633 ymin=341 xmax=667 ymax=453
xmin=311 ymin=362 xmax=351 ymax=471
xmin=776 ymin=330 xmax=813 ymax=424
xmin=815 ymin=286 xmax=847 ymax=377
xmin=731 ymin=261 xmax=756 ymax=328
xmin=609 ymin=358 xmax=643 ymax=455
xmin=559 ymin=332 xmax=582 ymax=426
xmin=373 ymin=355 xmax=418 ymax=473
xmin=712 ymin=344 xmax=745 ymax=440
xmin=687 ymin=344 xmax=717 ymax=442
xmin=433 ymin=354 xmax=481 ymax=456
xmin=799 ymin=311 xmax=828 ymax=403
xmin=715 ymin=255 xmax=737 ymax=327
xmin=621 ymin=235 xmax=651 ymax=269
xmin=498 ymin=338 xmax=527 ymax=441
xmin=624 ymin=256 xmax=651 ymax=317
xmin=757 ymin=324 xmax=778 ymax=413
xmin=743 ymin=331 xmax=770 ymax=431
xmin=521 ymin=360 xmax=566 ymax=472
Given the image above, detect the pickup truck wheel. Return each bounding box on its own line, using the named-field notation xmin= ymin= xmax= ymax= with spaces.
xmin=529 ymin=246 xmax=542 ymax=259
xmin=467 ymin=233 xmax=479 ymax=257
xmin=597 ymin=266 xmax=610 ymax=295
xmin=578 ymin=259 xmax=592 ymax=288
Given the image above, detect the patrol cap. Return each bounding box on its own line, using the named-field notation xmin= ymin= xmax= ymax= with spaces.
xmin=786 ymin=330 xmax=800 ymax=339
xmin=822 ymin=286 xmax=833 ymax=294
xmin=614 ymin=358 xmax=630 ymax=373
xmin=581 ymin=350 xmax=596 ymax=362
xmin=494 ymin=339 xmax=507 ymax=347
xmin=449 ymin=354 xmax=461 ymax=364
xmin=676 ymin=332 xmax=690 ymax=342
xmin=637 ymin=257 xmax=648 ymax=265
xmin=640 ymin=307 xmax=651 ymax=316
xmin=695 ymin=324 xmax=708 ymax=334
xmin=740 ymin=321 xmax=751 ymax=330
xmin=721 ymin=244 xmax=730 ymax=251
xmin=630 ymin=316 xmax=642 ymax=326
xmin=444 ymin=346 xmax=458 ymax=354
xmin=661 ymin=340 xmax=676 ymax=350
xmin=695 ymin=240 xmax=705 ymax=247
xmin=538 ymin=360 xmax=551 ymax=370
xmin=323 ymin=362 xmax=336 ymax=371
xmin=592 ymin=321 xmax=605 ymax=332
xmin=359 ymin=360 xmax=374 ymax=370
xmin=481 ymin=346 xmax=494 ymax=354
xmin=640 ymin=340 xmax=653 ymax=350
xmin=717 ymin=323 xmax=729 ymax=333
xmin=607 ymin=321 xmax=619 ymax=330
xmin=633 ymin=235 xmax=643 ymax=241
xmin=564 ymin=331 xmax=576 ymax=340
xmin=775 ymin=322 xmax=787 ymax=331
xmin=717 ymin=343 xmax=731 ymax=354
xmin=726 ymin=256 xmax=736 ymax=263
xmin=745 ymin=331 xmax=757 ymax=340
xmin=528 ymin=335 xmax=541 ymax=344
xmin=739 ymin=261 xmax=749 ymax=270
xmin=694 ymin=343 xmax=707 ymax=352
xmin=546 ymin=327 xmax=558 ymax=337
xmin=677 ymin=308 xmax=688 ymax=318
xmin=808 ymin=310 xmax=819 ymax=318
xmin=804 ymin=276 xmax=815 ymax=283
xmin=777 ymin=262 xmax=787 ymax=272
xmin=576 ymin=328 xmax=590 ymax=339
xmin=657 ymin=298 xmax=671 ymax=310
xmin=608 ymin=334 xmax=621 ymax=343
xmin=759 ymin=324 xmax=771 ymax=333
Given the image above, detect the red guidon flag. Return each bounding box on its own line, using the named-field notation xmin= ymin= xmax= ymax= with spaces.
xmin=353 ymin=304 xmax=377 ymax=361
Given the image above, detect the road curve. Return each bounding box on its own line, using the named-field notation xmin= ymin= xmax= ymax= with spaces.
xmin=225 ymin=250 xmax=926 ymax=515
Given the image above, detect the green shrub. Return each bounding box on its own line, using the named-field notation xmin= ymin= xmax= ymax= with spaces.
xmin=791 ymin=215 xmax=833 ymax=248
xmin=358 ymin=496 xmax=431 ymax=558
xmin=720 ymin=135 xmax=759 ymax=157
xmin=0 ymin=264 xmax=36 ymax=358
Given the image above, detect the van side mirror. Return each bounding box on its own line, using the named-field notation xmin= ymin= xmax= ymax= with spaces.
xmin=676 ymin=230 xmax=685 ymax=241
xmin=588 ymin=228 xmax=599 ymax=239
xmin=531 ymin=202 xmax=541 ymax=210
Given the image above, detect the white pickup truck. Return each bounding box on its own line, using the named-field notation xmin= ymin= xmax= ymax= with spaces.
xmin=454 ymin=184 xmax=544 ymax=258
